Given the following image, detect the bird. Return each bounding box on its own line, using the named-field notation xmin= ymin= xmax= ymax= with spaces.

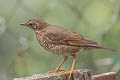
xmin=20 ymin=17 xmax=114 ymax=79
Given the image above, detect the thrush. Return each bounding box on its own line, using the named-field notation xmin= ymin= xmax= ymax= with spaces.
xmin=20 ymin=17 xmax=114 ymax=79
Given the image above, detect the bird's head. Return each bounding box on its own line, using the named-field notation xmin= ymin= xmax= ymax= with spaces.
xmin=20 ymin=17 xmax=49 ymax=30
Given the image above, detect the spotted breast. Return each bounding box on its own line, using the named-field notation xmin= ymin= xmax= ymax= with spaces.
xmin=34 ymin=29 xmax=81 ymax=56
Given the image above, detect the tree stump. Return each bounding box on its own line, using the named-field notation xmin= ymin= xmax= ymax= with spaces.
xmin=14 ymin=69 xmax=91 ymax=80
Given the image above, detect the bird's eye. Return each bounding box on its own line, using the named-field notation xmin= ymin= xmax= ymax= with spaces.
xmin=29 ymin=23 xmax=33 ymax=26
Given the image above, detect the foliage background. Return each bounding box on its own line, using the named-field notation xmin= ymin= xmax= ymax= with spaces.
xmin=0 ymin=0 xmax=120 ymax=80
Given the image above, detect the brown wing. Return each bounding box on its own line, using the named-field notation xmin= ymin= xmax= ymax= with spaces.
xmin=45 ymin=27 xmax=98 ymax=47
xmin=45 ymin=26 xmax=115 ymax=52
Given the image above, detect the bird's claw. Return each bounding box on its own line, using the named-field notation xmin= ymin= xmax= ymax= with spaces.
xmin=48 ymin=68 xmax=65 ymax=73
xmin=61 ymin=70 xmax=79 ymax=79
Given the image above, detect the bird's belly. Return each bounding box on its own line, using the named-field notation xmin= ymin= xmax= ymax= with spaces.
xmin=45 ymin=45 xmax=80 ymax=56
xmin=39 ymin=40 xmax=80 ymax=56
xmin=36 ymin=35 xmax=82 ymax=56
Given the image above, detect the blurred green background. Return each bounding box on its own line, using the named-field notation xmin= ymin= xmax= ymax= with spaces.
xmin=0 ymin=0 xmax=120 ymax=80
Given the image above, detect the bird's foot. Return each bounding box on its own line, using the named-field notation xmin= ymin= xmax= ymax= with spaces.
xmin=48 ymin=68 xmax=65 ymax=73
xmin=61 ymin=70 xmax=79 ymax=79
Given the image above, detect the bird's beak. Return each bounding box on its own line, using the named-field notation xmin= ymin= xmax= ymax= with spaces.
xmin=20 ymin=22 xmax=25 ymax=26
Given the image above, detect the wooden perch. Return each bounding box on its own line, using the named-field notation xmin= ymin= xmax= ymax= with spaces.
xmin=14 ymin=69 xmax=91 ymax=80
xmin=92 ymin=72 xmax=117 ymax=80
xmin=14 ymin=69 xmax=118 ymax=80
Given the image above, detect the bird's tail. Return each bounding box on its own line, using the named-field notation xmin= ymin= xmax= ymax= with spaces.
xmin=95 ymin=44 xmax=116 ymax=52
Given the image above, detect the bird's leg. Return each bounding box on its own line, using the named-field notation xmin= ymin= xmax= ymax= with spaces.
xmin=48 ymin=56 xmax=68 ymax=73
xmin=61 ymin=55 xmax=79 ymax=79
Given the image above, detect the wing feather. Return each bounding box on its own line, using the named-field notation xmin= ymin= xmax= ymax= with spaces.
xmin=45 ymin=29 xmax=98 ymax=47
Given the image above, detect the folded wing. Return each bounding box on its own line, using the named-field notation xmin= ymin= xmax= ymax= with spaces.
xmin=45 ymin=27 xmax=114 ymax=52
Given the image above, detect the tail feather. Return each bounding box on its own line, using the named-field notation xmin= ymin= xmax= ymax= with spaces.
xmin=95 ymin=44 xmax=116 ymax=52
